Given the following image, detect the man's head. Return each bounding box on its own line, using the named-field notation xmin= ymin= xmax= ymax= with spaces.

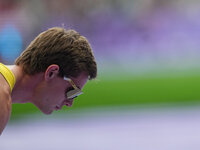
xmin=15 ymin=27 xmax=97 ymax=79
xmin=15 ymin=27 xmax=97 ymax=114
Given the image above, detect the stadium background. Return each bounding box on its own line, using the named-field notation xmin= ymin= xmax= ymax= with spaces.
xmin=1 ymin=0 xmax=200 ymax=149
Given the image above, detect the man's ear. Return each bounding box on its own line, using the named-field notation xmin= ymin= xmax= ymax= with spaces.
xmin=45 ymin=64 xmax=60 ymax=81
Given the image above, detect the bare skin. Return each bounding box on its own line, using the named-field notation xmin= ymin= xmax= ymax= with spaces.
xmin=0 ymin=74 xmax=12 ymax=134
xmin=0 ymin=64 xmax=88 ymax=135
xmin=0 ymin=65 xmax=42 ymax=135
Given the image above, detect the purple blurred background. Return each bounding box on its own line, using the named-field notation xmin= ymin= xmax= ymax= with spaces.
xmin=0 ymin=0 xmax=200 ymax=76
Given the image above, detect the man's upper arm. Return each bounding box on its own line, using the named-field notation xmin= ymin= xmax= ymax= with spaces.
xmin=0 ymin=91 xmax=11 ymax=135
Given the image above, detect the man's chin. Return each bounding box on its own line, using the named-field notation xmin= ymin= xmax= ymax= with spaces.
xmin=33 ymin=104 xmax=53 ymax=115
xmin=41 ymin=109 xmax=53 ymax=115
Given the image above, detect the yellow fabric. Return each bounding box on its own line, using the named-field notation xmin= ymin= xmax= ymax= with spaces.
xmin=0 ymin=63 xmax=16 ymax=92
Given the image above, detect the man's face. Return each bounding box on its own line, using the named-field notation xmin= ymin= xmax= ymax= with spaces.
xmin=32 ymin=72 xmax=88 ymax=114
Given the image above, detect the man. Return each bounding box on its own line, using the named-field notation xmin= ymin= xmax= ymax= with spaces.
xmin=0 ymin=27 xmax=97 ymax=135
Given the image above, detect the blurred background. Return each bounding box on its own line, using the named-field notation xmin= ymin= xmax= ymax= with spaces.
xmin=1 ymin=0 xmax=200 ymax=149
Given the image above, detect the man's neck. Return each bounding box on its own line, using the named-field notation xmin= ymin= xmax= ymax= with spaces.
xmin=8 ymin=65 xmax=43 ymax=104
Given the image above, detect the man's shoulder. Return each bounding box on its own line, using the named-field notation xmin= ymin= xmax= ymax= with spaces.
xmin=0 ymin=73 xmax=12 ymax=109
xmin=0 ymin=73 xmax=12 ymax=95
xmin=0 ymin=81 xmax=12 ymax=107
xmin=0 ymin=75 xmax=12 ymax=135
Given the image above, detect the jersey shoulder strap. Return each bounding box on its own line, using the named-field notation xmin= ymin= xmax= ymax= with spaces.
xmin=0 ymin=63 xmax=16 ymax=92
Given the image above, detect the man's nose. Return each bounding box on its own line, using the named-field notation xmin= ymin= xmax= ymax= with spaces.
xmin=64 ymin=99 xmax=74 ymax=107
